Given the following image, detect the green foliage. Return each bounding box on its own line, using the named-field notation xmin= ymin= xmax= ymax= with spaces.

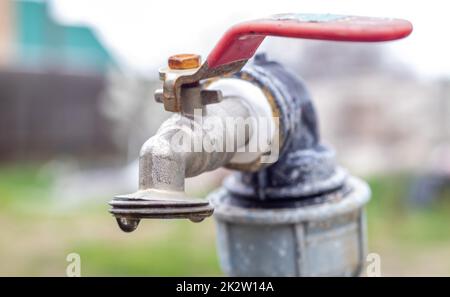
xmin=0 ymin=163 xmax=52 ymax=210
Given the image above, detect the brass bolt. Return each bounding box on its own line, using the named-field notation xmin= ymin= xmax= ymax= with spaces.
xmin=168 ymin=54 xmax=201 ymax=70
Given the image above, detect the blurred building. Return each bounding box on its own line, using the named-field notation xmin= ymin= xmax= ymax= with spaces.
xmin=0 ymin=0 xmax=13 ymax=66
xmin=0 ymin=0 xmax=119 ymax=162
xmin=2 ymin=0 xmax=114 ymax=71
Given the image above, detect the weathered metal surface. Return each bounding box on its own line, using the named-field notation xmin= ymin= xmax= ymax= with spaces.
xmin=210 ymin=176 xmax=370 ymax=276
xmin=229 ymin=56 xmax=345 ymax=201
xmin=109 ymin=189 xmax=215 ymax=229
xmin=207 ymin=58 xmax=371 ymax=276
xmin=137 ymin=97 xmax=255 ymax=192
xmin=157 ymin=60 xmax=247 ymax=112
xmin=109 ymin=193 xmax=214 ymax=230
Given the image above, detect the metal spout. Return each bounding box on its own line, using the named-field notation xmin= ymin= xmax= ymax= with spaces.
xmin=110 ymin=80 xmax=275 ymax=232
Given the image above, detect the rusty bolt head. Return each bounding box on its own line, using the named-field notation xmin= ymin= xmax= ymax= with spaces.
xmin=168 ymin=54 xmax=201 ymax=70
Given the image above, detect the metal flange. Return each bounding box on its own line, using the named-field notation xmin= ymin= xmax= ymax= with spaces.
xmin=109 ymin=194 xmax=214 ymax=232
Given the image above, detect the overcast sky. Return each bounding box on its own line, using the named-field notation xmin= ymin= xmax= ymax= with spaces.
xmin=49 ymin=0 xmax=447 ymax=79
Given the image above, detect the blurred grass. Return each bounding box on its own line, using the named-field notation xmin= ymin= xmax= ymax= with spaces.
xmin=0 ymin=163 xmax=222 ymax=276
xmin=0 ymin=163 xmax=52 ymax=208
xmin=0 ymin=164 xmax=450 ymax=276
xmin=73 ymin=220 xmax=221 ymax=276
xmin=367 ymin=174 xmax=450 ymax=243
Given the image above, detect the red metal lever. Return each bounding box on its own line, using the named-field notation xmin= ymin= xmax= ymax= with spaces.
xmin=158 ymin=14 xmax=412 ymax=112
xmin=207 ymin=14 xmax=413 ymax=68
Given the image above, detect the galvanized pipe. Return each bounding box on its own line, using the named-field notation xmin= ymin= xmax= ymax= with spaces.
xmin=207 ymin=56 xmax=371 ymax=276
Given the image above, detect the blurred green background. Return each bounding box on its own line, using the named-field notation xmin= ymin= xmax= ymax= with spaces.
xmin=1 ymin=164 xmax=449 ymax=276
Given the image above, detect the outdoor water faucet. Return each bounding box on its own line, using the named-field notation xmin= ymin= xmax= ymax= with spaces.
xmin=109 ymin=14 xmax=412 ymax=238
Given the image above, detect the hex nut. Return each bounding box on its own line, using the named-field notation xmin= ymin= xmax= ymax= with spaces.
xmin=168 ymin=54 xmax=201 ymax=70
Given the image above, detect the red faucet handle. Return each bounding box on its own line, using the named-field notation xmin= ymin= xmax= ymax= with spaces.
xmin=207 ymin=13 xmax=413 ymax=68
xmin=157 ymin=14 xmax=412 ymax=112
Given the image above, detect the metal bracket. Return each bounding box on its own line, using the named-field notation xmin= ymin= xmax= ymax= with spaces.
xmin=155 ymin=60 xmax=246 ymax=112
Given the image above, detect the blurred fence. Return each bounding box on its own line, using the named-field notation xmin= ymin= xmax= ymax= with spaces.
xmin=0 ymin=68 xmax=119 ymax=161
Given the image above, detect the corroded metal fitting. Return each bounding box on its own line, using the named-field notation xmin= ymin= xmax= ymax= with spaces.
xmin=154 ymin=53 xmax=226 ymax=113
xmin=168 ymin=54 xmax=201 ymax=70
